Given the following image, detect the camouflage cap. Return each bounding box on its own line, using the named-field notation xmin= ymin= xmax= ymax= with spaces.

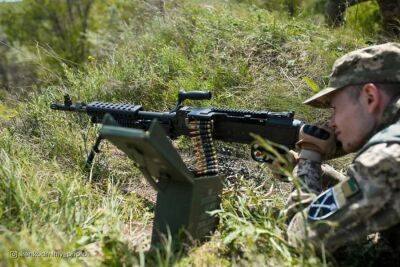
xmin=304 ymin=42 xmax=400 ymax=108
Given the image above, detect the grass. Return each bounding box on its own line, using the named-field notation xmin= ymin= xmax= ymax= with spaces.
xmin=0 ymin=0 xmax=398 ymax=266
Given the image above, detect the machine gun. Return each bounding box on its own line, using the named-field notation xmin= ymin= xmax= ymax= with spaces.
xmin=51 ymin=90 xmax=303 ymax=175
xmin=51 ymin=90 xmax=303 ymax=246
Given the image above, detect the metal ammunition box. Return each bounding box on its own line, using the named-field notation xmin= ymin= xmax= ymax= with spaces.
xmin=100 ymin=115 xmax=223 ymax=247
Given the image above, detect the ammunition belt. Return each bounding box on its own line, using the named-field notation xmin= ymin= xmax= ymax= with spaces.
xmin=188 ymin=120 xmax=219 ymax=176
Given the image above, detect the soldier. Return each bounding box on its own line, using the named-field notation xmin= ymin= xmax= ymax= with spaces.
xmin=325 ymin=0 xmax=400 ymax=36
xmin=285 ymin=42 xmax=400 ymax=253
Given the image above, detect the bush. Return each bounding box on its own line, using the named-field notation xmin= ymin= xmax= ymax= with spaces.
xmin=0 ymin=1 xmax=95 ymax=68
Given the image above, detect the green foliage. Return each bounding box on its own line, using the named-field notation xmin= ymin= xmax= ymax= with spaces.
xmin=344 ymin=1 xmax=381 ymax=36
xmin=0 ymin=0 xmax=397 ymax=266
xmin=0 ymin=0 xmax=159 ymax=89
xmin=0 ymin=0 xmax=95 ymax=68
xmin=214 ymin=180 xmax=322 ymax=266
xmin=233 ymin=0 xmax=286 ymax=10
xmin=303 ymin=77 xmax=319 ymax=93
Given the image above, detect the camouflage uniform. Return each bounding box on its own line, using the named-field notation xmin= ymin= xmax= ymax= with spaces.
xmin=286 ymin=43 xmax=400 ymax=252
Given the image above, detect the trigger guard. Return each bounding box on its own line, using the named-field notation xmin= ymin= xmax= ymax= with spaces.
xmin=250 ymin=144 xmax=274 ymax=163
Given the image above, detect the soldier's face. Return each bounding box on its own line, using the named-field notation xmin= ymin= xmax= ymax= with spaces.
xmin=328 ymin=87 xmax=376 ymax=153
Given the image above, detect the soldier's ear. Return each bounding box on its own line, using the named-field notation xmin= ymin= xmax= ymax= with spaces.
xmin=361 ymin=83 xmax=380 ymax=115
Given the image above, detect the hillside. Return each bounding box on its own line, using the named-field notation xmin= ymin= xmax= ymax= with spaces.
xmin=0 ymin=0 xmax=398 ymax=266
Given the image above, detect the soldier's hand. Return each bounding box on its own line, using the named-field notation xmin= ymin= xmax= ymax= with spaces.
xmin=296 ymin=124 xmax=336 ymax=161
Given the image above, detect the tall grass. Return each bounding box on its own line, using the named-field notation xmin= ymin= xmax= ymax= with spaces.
xmin=0 ymin=0 xmax=391 ymax=265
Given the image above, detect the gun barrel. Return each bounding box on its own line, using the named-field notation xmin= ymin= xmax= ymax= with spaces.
xmin=50 ymin=103 xmax=87 ymax=112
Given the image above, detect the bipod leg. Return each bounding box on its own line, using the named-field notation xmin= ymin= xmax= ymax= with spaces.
xmin=86 ymin=134 xmax=103 ymax=169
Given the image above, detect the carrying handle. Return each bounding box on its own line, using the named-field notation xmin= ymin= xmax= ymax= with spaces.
xmin=178 ymin=90 xmax=211 ymax=102
xmin=171 ymin=90 xmax=212 ymax=112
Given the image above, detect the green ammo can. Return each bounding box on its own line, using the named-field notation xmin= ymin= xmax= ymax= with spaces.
xmin=99 ymin=115 xmax=224 ymax=247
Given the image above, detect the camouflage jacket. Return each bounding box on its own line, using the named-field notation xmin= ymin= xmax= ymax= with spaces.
xmin=286 ymin=97 xmax=400 ymax=252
